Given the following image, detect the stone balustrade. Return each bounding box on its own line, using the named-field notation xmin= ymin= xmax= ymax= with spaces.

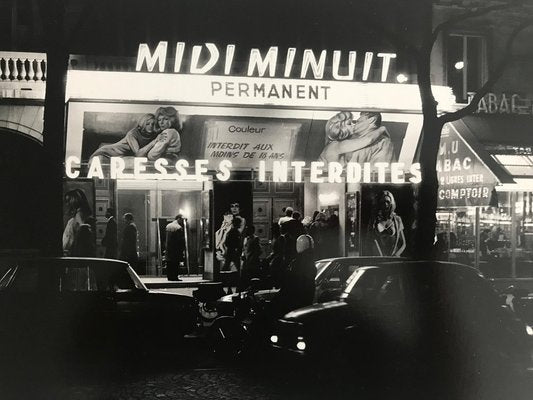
xmin=0 ymin=51 xmax=46 ymax=82
xmin=0 ymin=52 xmax=47 ymax=99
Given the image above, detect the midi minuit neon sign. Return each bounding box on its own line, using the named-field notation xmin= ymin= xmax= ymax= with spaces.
xmin=136 ymin=41 xmax=397 ymax=82
xmin=65 ymin=156 xmax=421 ymax=184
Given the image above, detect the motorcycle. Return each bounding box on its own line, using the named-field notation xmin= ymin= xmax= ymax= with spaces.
xmin=207 ymin=278 xmax=279 ymax=361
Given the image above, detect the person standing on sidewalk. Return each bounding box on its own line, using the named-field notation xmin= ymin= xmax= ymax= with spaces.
xmin=120 ymin=213 xmax=138 ymax=269
xmin=240 ymin=225 xmax=261 ymax=290
xmin=165 ymin=214 xmax=186 ymax=281
xmin=102 ymin=208 xmax=118 ymax=259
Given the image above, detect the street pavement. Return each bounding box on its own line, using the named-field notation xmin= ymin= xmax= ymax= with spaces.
xmin=2 ymin=329 xmax=533 ymax=400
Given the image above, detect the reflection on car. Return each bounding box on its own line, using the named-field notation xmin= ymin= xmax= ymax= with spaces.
xmin=0 ymin=258 xmax=196 ymax=353
xmin=270 ymin=261 xmax=532 ymax=377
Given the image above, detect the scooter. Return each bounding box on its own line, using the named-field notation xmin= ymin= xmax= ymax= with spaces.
xmin=207 ymin=278 xmax=278 ymax=361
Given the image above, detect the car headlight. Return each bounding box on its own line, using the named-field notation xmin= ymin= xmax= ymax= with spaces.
xmin=296 ymin=337 xmax=306 ymax=351
xmin=527 ymin=325 xmax=533 ymax=336
xmin=270 ymin=335 xmax=279 ymax=344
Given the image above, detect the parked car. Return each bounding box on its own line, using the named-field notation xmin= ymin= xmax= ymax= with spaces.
xmin=209 ymin=256 xmax=403 ymax=359
xmin=216 ymin=256 xmax=403 ymax=316
xmin=270 ymin=261 xmax=532 ymax=378
xmin=0 ymin=258 xmax=197 ymax=355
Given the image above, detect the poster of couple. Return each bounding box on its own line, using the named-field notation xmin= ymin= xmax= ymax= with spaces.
xmin=67 ymin=102 xmax=419 ymax=172
xmin=319 ymin=111 xmax=397 ymax=165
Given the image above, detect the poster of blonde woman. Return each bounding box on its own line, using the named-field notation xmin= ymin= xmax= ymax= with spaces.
xmin=360 ymin=184 xmax=416 ymax=258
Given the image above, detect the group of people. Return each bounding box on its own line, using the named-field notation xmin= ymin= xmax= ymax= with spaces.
xmin=91 ymin=106 xmax=183 ymax=161
xmin=214 ymin=203 xmax=260 ymax=291
xmin=214 ymin=202 xmax=318 ymax=311
xmin=62 ymin=188 xmax=139 ymax=266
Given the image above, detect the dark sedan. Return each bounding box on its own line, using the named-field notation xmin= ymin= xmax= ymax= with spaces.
xmin=271 ymin=261 xmax=532 ymax=379
xmin=216 ymin=256 xmax=403 ymax=316
xmin=0 ymin=258 xmax=197 ymax=354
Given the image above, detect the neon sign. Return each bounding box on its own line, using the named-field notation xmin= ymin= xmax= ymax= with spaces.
xmin=65 ymin=156 xmax=421 ymax=184
xmin=136 ymin=42 xmax=397 ymax=82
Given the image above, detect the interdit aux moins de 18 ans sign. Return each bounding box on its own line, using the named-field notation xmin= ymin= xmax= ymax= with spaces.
xmin=135 ymin=42 xmax=397 ymax=101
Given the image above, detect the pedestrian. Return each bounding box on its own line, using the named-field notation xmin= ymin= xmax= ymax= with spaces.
xmin=120 ymin=213 xmax=139 ymax=269
xmin=267 ymin=223 xmax=286 ymax=288
xmin=281 ymin=210 xmax=305 ymax=262
xmin=222 ymin=216 xmax=243 ymax=294
xmin=278 ymin=234 xmax=317 ymax=313
xmin=165 ymin=214 xmax=186 ymax=281
xmin=240 ymin=225 xmax=261 ymax=290
xmin=102 ymin=207 xmax=118 ymax=259
xmin=309 ymin=212 xmax=328 ymax=260
xmin=278 ymin=207 xmax=293 ymax=226
xmin=480 ymin=228 xmax=490 ymax=257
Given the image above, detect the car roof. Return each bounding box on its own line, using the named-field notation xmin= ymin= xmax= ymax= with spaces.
xmin=1 ymin=257 xmax=131 ymax=267
xmin=316 ymin=256 xmax=408 ymax=264
xmin=358 ymin=260 xmax=482 ymax=275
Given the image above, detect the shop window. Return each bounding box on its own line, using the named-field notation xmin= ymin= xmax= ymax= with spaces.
xmin=446 ymin=34 xmax=486 ymax=103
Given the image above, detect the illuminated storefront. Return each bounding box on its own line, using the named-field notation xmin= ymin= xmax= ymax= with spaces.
xmin=62 ymin=42 xmax=456 ymax=278
xmin=436 ymin=115 xmax=533 ymax=278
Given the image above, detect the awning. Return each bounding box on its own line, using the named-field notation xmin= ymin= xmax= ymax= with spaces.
xmin=437 ymin=115 xmax=533 ymax=208
xmin=458 ymin=115 xmax=533 ymax=191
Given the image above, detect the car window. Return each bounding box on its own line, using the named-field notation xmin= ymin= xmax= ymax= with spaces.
xmin=348 ymin=268 xmax=404 ymax=305
xmin=315 ymin=261 xmax=332 ymax=280
xmin=9 ymin=266 xmax=40 ymax=293
xmin=60 ymin=266 xmax=98 ymax=292
xmin=58 ymin=263 xmax=143 ymax=292
xmin=324 ymin=263 xmax=361 ymax=287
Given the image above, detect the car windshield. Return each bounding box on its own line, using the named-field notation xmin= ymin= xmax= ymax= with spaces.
xmin=58 ymin=262 xmax=146 ymax=292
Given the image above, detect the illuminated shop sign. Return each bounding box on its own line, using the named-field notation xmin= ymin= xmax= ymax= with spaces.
xmin=437 ymin=124 xmax=498 ymax=207
xmin=468 ymin=92 xmax=533 ymax=115
xmin=136 ymin=42 xmax=397 ymax=82
xmin=65 ymin=156 xmax=421 ymax=184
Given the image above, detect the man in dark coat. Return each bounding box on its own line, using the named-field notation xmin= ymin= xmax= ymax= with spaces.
xmin=120 ymin=213 xmax=138 ymax=268
xmin=102 ymin=208 xmax=118 ymax=259
xmin=281 ymin=211 xmax=305 ymax=263
xmin=240 ymin=225 xmax=261 ymax=290
xmin=223 ymin=216 xmax=243 ymax=272
xmin=165 ymin=214 xmax=186 ymax=281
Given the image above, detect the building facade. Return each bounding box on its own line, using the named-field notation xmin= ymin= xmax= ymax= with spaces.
xmin=0 ymin=0 xmax=532 ymax=280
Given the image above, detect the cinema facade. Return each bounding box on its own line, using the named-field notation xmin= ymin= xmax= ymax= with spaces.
xmin=63 ymin=42 xmax=467 ymax=279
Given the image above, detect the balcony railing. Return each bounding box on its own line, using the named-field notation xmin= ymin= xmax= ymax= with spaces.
xmin=0 ymin=51 xmax=46 ymax=99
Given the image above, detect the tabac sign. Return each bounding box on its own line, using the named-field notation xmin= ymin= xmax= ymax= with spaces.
xmin=437 ymin=123 xmax=498 ymax=207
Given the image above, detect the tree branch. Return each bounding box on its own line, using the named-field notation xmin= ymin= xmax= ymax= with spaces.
xmin=439 ymin=19 xmax=533 ymax=123
xmin=429 ymin=1 xmax=523 ymax=47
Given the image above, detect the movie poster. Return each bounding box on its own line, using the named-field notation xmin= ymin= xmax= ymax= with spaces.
xmin=66 ymin=102 xmax=417 ymax=175
xmin=62 ymin=179 xmax=97 ymax=257
xmin=359 ymin=184 xmax=416 ymax=258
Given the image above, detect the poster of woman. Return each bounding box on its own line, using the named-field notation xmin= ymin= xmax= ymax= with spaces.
xmin=360 ymin=184 xmax=416 ymax=258
xmin=88 ymin=106 xmax=183 ymax=162
xmin=62 ymin=180 xmax=96 ymax=257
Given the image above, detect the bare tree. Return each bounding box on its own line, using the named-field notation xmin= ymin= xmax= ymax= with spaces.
xmin=41 ymin=0 xmax=99 ymax=255
xmin=365 ymin=0 xmax=533 ymax=258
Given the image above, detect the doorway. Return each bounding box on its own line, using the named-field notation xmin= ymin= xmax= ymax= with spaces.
xmin=116 ymin=180 xmax=205 ymax=275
